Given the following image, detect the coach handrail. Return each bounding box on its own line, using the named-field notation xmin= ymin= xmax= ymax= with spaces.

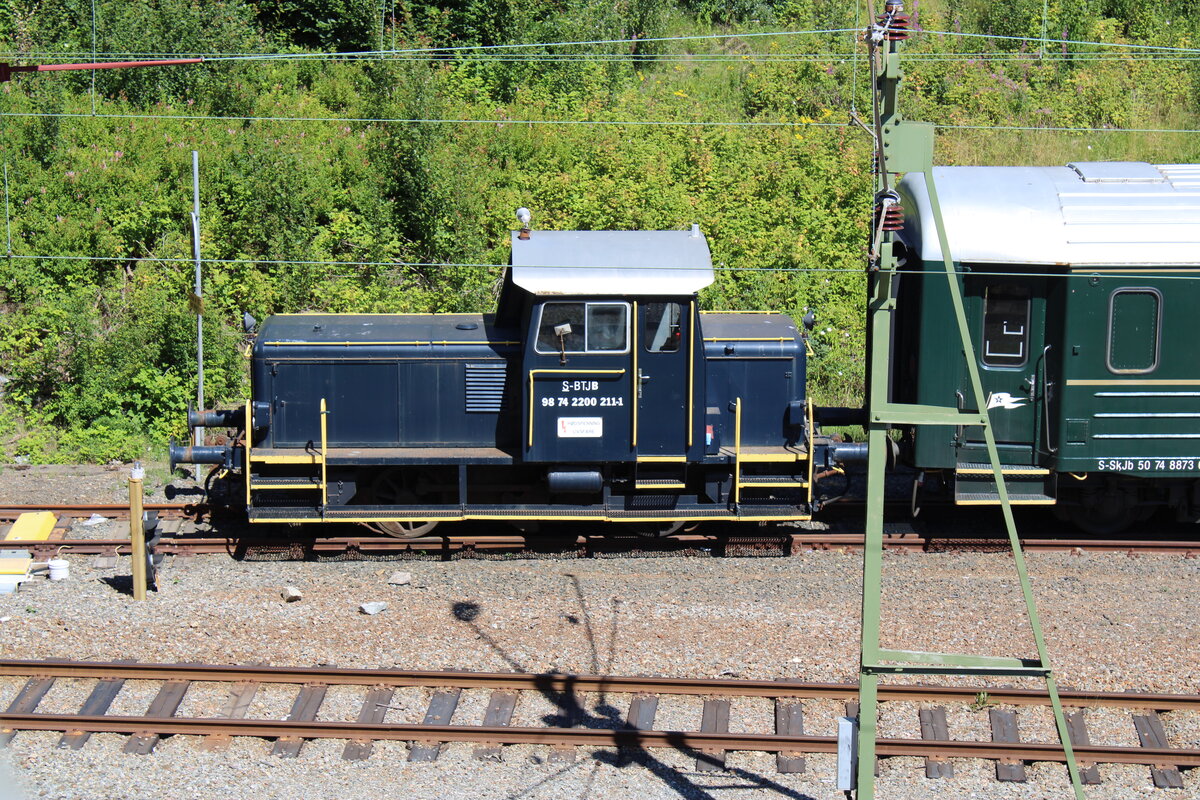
xmin=1041 ymin=345 xmax=1057 ymax=454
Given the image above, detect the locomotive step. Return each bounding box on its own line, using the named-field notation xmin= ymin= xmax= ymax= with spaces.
xmin=634 ymin=479 xmax=687 ymax=489
xmin=250 ymin=476 xmax=322 ymax=490
xmin=736 ymin=476 xmax=809 ymax=488
xmin=954 ymin=492 xmax=1057 ymax=506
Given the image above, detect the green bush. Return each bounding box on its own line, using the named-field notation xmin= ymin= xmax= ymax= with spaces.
xmin=0 ymin=0 xmax=1195 ymax=461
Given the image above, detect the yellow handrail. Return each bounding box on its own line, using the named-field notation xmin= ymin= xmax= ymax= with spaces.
xmin=806 ymin=397 xmax=816 ymax=506
xmin=244 ymin=399 xmax=252 ymax=509
xmin=319 ymin=397 xmax=328 ymax=508
xmin=734 ymin=397 xmax=742 ymax=505
xmin=262 ymin=340 xmax=521 ymax=347
xmin=526 ymin=369 xmax=628 ymax=448
xmin=632 ymin=301 xmax=638 ymax=448
xmin=704 ymin=337 xmax=790 ymax=342
xmin=688 ymin=300 xmax=696 ymax=449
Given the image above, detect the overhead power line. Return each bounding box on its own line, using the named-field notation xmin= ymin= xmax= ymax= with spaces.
xmin=8 ymin=253 xmax=1200 ymax=282
xmin=2 ymin=109 xmax=1198 ymax=135
xmin=8 ymin=50 xmax=1200 ymax=64
xmin=0 ymin=110 xmax=848 ymax=128
xmin=3 ymin=22 xmax=1198 ymax=62
xmin=921 ymin=28 xmax=1200 ymax=54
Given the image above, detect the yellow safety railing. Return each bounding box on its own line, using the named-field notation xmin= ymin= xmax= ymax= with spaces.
xmin=703 ymin=337 xmax=790 ymax=343
xmin=688 ymin=300 xmax=696 ymax=448
xmin=733 ymin=397 xmax=742 ymax=505
xmin=263 ymin=339 xmax=521 ymax=347
xmin=632 ymin=301 xmax=638 ymax=447
xmin=319 ymin=397 xmax=329 ymax=508
xmin=806 ymin=397 xmax=816 ymax=506
xmin=244 ymin=399 xmax=252 ymax=507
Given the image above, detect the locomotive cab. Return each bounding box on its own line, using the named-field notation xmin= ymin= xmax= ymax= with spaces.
xmin=509 ymin=228 xmax=711 ymax=464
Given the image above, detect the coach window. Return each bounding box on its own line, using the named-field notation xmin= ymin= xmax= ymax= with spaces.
xmin=1107 ymin=288 xmax=1161 ymax=374
xmin=981 ymin=284 xmax=1030 ymax=368
xmin=644 ymin=302 xmax=682 ymax=352
xmin=535 ymin=302 xmax=629 ymax=354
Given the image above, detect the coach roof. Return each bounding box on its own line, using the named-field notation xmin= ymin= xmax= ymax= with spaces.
xmin=899 ymin=162 xmax=1200 ymax=267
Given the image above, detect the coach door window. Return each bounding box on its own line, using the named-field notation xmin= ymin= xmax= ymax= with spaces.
xmin=981 ymin=285 xmax=1030 ymax=368
xmin=1107 ymin=288 xmax=1161 ymax=374
xmin=535 ymin=302 xmax=629 ymax=354
xmin=644 ymin=302 xmax=682 ymax=352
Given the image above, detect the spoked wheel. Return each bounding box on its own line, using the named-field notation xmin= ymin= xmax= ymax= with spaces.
xmin=632 ymin=520 xmax=687 ymax=538
xmin=371 ymin=469 xmax=439 ymax=539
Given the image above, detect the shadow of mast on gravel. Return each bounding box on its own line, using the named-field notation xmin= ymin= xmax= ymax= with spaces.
xmin=449 ymin=583 xmax=817 ymax=800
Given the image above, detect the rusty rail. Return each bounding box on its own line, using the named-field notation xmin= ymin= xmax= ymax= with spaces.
xmin=1 ymin=659 xmax=1198 ymax=771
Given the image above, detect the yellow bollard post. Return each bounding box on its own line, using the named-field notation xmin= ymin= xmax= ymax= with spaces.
xmin=129 ymin=462 xmax=146 ymax=601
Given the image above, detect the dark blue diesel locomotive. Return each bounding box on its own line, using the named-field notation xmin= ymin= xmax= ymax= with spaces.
xmin=172 ymin=225 xmax=849 ymax=536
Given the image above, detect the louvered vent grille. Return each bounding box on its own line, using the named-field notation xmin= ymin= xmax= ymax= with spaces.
xmin=465 ymin=363 xmax=507 ymax=412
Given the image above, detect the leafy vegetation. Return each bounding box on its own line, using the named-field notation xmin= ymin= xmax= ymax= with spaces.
xmin=0 ymin=0 xmax=1197 ymax=461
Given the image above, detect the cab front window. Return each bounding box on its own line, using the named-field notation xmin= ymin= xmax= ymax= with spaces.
xmin=535 ymin=302 xmax=629 ymax=354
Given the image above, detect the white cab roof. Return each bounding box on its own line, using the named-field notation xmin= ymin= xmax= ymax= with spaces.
xmin=509 ymin=228 xmax=714 ymax=294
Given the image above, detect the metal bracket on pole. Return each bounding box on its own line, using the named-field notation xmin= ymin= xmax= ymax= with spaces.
xmin=854 ymin=5 xmax=1086 ymax=798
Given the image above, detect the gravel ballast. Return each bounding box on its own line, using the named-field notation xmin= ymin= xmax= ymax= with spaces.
xmin=0 ymin=466 xmax=1197 ymax=798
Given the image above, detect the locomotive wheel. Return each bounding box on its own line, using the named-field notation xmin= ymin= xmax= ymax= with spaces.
xmin=375 ymin=519 xmax=439 ymax=538
xmin=632 ymin=520 xmax=686 ymax=538
xmin=371 ymin=469 xmax=440 ymax=539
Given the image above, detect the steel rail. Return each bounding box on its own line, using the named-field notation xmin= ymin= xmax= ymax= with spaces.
xmin=3 ymin=501 xmax=1198 ymax=555
xmin=0 ymin=503 xmax=194 ymax=513
xmin=1 ymin=713 xmax=1197 ymax=766
xmin=4 ymin=532 xmax=1198 ymax=557
xmin=1 ymin=660 xmax=1196 ymax=710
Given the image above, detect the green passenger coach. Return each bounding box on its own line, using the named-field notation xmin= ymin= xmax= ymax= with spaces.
xmin=894 ymin=162 xmax=1200 ymax=533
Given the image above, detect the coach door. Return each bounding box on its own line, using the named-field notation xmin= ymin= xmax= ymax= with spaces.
xmin=636 ymin=301 xmax=692 ymax=457
xmin=961 ymin=277 xmax=1047 ymax=464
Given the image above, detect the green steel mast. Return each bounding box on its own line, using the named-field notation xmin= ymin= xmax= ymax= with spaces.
xmin=853 ymin=4 xmax=1086 ymax=797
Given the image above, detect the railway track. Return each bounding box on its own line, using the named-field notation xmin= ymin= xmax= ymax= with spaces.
xmin=2 ymin=504 xmax=1199 ymax=559
xmin=0 ymin=659 xmax=1195 ymax=787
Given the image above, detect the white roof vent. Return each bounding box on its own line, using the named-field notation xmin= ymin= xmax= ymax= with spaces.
xmin=1067 ymin=161 xmax=1165 ymax=183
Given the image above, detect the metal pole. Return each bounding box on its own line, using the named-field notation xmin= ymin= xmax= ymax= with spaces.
xmin=192 ymin=150 xmax=204 ymax=448
xmin=90 ymin=0 xmax=97 ymax=115
xmin=129 ymin=463 xmax=146 ymax=601
xmin=3 ymin=163 xmax=11 ymax=255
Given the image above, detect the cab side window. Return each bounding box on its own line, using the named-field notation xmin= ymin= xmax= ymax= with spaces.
xmin=644 ymin=302 xmax=682 ymax=352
